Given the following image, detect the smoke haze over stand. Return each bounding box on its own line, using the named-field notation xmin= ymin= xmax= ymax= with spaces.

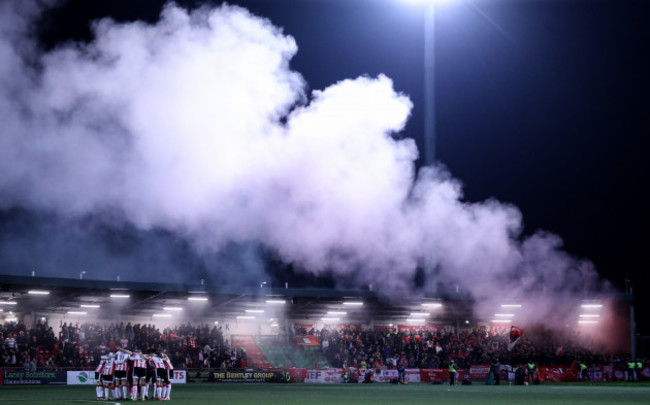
xmin=0 ymin=2 xmax=617 ymax=331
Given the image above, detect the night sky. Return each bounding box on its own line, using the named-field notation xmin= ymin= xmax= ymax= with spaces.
xmin=2 ymin=0 xmax=649 ymax=332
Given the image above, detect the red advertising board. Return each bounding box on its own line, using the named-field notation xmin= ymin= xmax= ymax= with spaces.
xmin=469 ymin=364 xmax=490 ymax=380
xmin=420 ymin=369 xmax=466 ymax=383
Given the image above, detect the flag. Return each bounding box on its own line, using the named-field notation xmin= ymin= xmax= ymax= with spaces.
xmin=507 ymin=325 xmax=525 ymax=351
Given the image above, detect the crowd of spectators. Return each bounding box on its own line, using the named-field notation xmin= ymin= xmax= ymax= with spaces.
xmin=0 ymin=320 xmax=636 ymax=372
xmin=313 ymin=325 xmax=630 ymax=371
xmin=0 ymin=320 xmax=244 ymax=371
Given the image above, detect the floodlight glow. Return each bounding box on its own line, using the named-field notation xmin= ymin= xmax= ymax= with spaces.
xmin=28 ymin=290 xmax=50 ymax=295
xmin=214 ymin=321 xmax=219 ymax=324
xmin=406 ymin=318 xmax=425 ymax=324
xmin=5 ymin=317 xmax=18 ymax=322
xmin=410 ymin=312 xmax=429 ymax=317
xmin=0 ymin=301 xmax=17 ymax=305
xmin=270 ymin=322 xmax=279 ymax=327
xmin=188 ymin=297 xmax=208 ymax=301
xmin=342 ymin=301 xmax=363 ymax=306
xmin=266 ymin=300 xmax=286 ymax=304
xmin=153 ymin=314 xmax=172 ymax=318
xmin=327 ymin=311 xmax=347 ymax=315
xmin=579 ymin=314 xmax=600 ymax=318
xmin=578 ymin=320 xmax=598 ymax=324
xmin=237 ymin=316 xmax=255 ymax=320
xmin=501 ymin=304 xmax=522 ymax=308
xmin=68 ymin=311 xmax=87 ymax=315
xmin=110 ymin=294 xmax=130 ymax=298
xmin=322 ymin=317 xmax=340 ymax=322
xmin=581 ymin=304 xmax=602 ymax=308
xmin=494 ymin=314 xmax=514 ymax=317
xmin=163 ymin=307 xmax=183 ymax=311
xmin=491 ymin=319 xmax=510 ymax=323
xmin=245 ymin=309 xmax=265 ymax=313
xmin=81 ymin=304 xmax=100 ymax=308
xmin=421 ymin=303 xmax=442 ymax=308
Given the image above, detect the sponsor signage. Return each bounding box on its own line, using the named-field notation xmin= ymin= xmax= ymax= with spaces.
xmin=1 ymin=370 xmax=66 ymax=385
xmin=67 ymin=371 xmax=97 ymax=385
xmin=187 ymin=370 xmax=282 ymax=383
xmin=469 ymin=364 xmax=490 ymax=380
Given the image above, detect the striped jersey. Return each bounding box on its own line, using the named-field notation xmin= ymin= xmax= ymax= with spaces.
xmin=130 ymin=353 xmax=147 ymax=369
xmin=101 ymin=358 xmax=115 ymax=375
xmin=114 ymin=350 xmax=129 ymax=371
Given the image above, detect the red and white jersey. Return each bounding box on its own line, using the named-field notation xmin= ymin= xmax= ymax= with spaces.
xmin=101 ymin=358 xmax=115 ymax=376
xmin=149 ymin=355 xmax=166 ymax=369
xmin=114 ymin=350 xmax=129 ymax=371
xmin=163 ymin=357 xmax=174 ymax=370
xmin=130 ymin=353 xmax=147 ymax=369
xmin=95 ymin=356 xmax=107 ymax=373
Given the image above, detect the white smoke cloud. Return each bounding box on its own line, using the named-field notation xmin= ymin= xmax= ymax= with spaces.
xmin=0 ymin=2 xmax=611 ymax=325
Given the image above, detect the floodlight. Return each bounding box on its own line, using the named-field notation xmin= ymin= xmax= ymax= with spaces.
xmin=327 ymin=311 xmax=347 ymax=315
xmin=80 ymin=304 xmax=100 ymax=308
xmin=410 ymin=312 xmax=429 ymax=317
xmin=68 ymin=311 xmax=87 ymax=315
xmin=0 ymin=301 xmax=17 ymax=305
xmin=188 ymin=297 xmax=208 ymax=302
xmin=266 ymin=299 xmax=286 ymax=304
xmin=321 ymin=317 xmax=340 ymax=322
xmin=579 ymin=314 xmax=600 ymax=318
xmin=342 ymin=301 xmax=363 ymax=306
xmin=500 ymin=304 xmax=522 ymax=308
xmin=237 ymin=316 xmax=255 ymax=320
xmin=581 ymin=304 xmax=602 ymax=309
xmin=5 ymin=317 xmax=18 ymax=322
xmin=28 ymin=290 xmax=50 ymax=295
xmin=110 ymin=294 xmax=130 ymax=298
xmin=494 ymin=314 xmax=514 ymax=317
xmin=153 ymin=314 xmax=172 ymax=318
xmin=406 ymin=318 xmax=425 ymax=324
xmin=163 ymin=307 xmax=183 ymax=311
xmin=421 ymin=303 xmax=442 ymax=308
xmin=245 ymin=309 xmax=264 ymax=313
xmin=491 ymin=319 xmax=510 ymax=323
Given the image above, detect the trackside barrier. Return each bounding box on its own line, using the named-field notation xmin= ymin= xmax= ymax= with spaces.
xmin=66 ymin=370 xmax=187 ymax=385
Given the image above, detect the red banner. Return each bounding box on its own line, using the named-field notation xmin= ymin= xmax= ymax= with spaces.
xmin=469 ymin=364 xmax=490 ymax=380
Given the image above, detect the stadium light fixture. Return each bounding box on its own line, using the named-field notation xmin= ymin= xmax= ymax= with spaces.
xmin=237 ymin=316 xmax=255 ymax=320
xmin=214 ymin=321 xmax=219 ymax=324
xmin=153 ymin=313 xmax=172 ymax=318
xmin=188 ymin=296 xmax=208 ymax=302
xmin=327 ymin=311 xmax=347 ymax=315
xmin=163 ymin=307 xmax=183 ymax=311
xmin=501 ymin=304 xmax=522 ymax=308
xmin=110 ymin=294 xmax=130 ymax=298
xmin=343 ymin=301 xmax=363 ymax=306
xmin=579 ymin=314 xmax=600 ymax=318
xmin=0 ymin=301 xmax=18 ymax=305
xmin=68 ymin=311 xmax=87 ymax=315
xmin=580 ymin=304 xmax=602 ymax=309
xmin=406 ymin=318 xmax=426 ymax=324
xmin=491 ymin=319 xmax=510 ymax=323
xmin=410 ymin=312 xmax=430 ymax=317
xmin=28 ymin=290 xmax=50 ymax=295
xmin=266 ymin=299 xmax=286 ymax=304
xmin=421 ymin=303 xmax=442 ymax=308
xmin=245 ymin=309 xmax=265 ymax=313
xmin=80 ymin=304 xmax=100 ymax=308
xmin=494 ymin=313 xmax=515 ymax=317
xmin=322 ymin=317 xmax=340 ymax=322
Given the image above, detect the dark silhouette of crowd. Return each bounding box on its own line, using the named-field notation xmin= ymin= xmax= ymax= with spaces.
xmin=315 ymin=325 xmax=628 ymax=372
xmin=0 ymin=320 xmax=240 ymax=371
xmin=1 ymin=320 xmax=637 ymax=374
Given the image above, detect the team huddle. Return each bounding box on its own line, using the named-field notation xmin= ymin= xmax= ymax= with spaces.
xmin=94 ymin=348 xmax=174 ymax=401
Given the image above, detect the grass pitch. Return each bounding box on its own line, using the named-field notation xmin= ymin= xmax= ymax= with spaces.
xmin=1 ymin=383 xmax=650 ymax=405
